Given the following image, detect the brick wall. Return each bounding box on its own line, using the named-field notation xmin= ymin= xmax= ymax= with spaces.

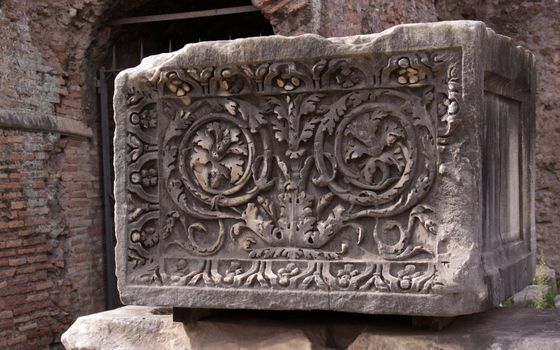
xmin=0 ymin=0 xmax=108 ymax=347
xmin=0 ymin=130 xmax=104 ymax=348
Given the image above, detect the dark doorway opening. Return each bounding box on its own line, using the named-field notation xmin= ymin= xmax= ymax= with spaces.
xmin=104 ymin=1 xmax=273 ymax=70
xmin=97 ymin=1 xmax=273 ymax=309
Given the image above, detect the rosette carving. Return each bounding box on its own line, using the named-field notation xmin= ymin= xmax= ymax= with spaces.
xmin=314 ymin=89 xmax=437 ymax=216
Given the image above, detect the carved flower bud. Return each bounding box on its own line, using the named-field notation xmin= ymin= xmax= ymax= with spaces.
xmin=223 ymin=275 xmax=234 ymax=284
xmin=275 ymin=74 xmax=301 ymax=91
xmin=130 ymin=172 xmax=141 ymax=184
xmin=399 ymin=278 xmax=412 ymax=290
xmin=131 ymin=231 xmax=141 ymax=243
xmin=167 ymin=83 xmax=178 ymax=93
xmin=448 ymin=100 xmax=458 ymax=114
xmin=397 ymin=57 xmax=410 ymax=68
xmin=279 ymin=276 xmax=289 ymax=286
xmin=221 ymin=69 xmax=233 ymax=78
xmin=338 ymin=275 xmax=351 ymax=288
xmin=130 ymin=113 xmax=140 ymax=124
xmin=291 ymin=77 xmax=301 ymax=87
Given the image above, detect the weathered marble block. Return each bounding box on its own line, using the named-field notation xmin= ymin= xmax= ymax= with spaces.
xmin=113 ymin=21 xmax=536 ymax=316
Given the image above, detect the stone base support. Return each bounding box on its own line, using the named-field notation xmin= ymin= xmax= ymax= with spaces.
xmin=62 ymin=306 xmax=560 ymax=350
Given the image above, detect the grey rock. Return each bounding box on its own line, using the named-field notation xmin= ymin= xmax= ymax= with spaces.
xmin=511 ymin=284 xmax=551 ymax=307
xmin=62 ymin=306 xmax=560 ymax=350
xmin=61 ymin=306 xmax=190 ymax=350
xmin=555 ymin=295 xmax=560 ymax=309
xmin=113 ymin=21 xmax=536 ymax=316
xmin=61 ymin=306 xmax=317 ymax=350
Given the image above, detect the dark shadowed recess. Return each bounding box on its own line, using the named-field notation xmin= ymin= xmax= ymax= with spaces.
xmin=103 ymin=0 xmax=274 ymax=70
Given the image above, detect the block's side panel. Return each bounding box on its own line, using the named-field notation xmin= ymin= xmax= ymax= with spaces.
xmin=483 ymin=91 xmax=522 ymax=250
xmin=481 ymin=28 xmax=537 ymax=305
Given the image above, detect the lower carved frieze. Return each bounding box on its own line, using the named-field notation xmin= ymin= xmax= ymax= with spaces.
xmin=134 ymin=258 xmax=439 ymax=294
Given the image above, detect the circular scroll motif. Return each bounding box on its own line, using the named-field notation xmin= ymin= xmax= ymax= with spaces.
xmin=178 ymin=116 xmax=255 ymax=201
xmin=335 ymin=110 xmax=414 ymax=195
xmin=315 ymin=95 xmax=435 ymax=215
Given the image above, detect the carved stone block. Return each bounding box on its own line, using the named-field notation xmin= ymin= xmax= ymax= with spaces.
xmin=113 ymin=21 xmax=536 ymax=316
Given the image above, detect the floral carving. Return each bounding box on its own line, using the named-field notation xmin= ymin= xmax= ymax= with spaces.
xmin=190 ymin=122 xmax=249 ymax=192
xmin=127 ymin=134 xmax=157 ymax=163
xmin=165 ymin=72 xmax=191 ymax=97
xmin=275 ymin=74 xmax=301 ymax=91
xmin=264 ymin=94 xmax=325 ymax=159
xmin=229 ymin=101 xmax=364 ymax=258
xmin=131 ymin=225 xmax=158 ymax=249
xmin=219 ymin=69 xmax=246 ymax=93
xmin=334 ymin=63 xmax=362 ymax=88
xmin=123 ymin=49 xmax=461 ymax=300
xmin=397 ymin=264 xmax=421 ymax=290
xmin=130 ymin=108 xmax=157 ymax=129
xmin=223 ymin=261 xmax=244 ymax=284
xmin=131 ymin=168 xmax=158 ymax=188
xmin=337 ymin=263 xmax=360 ymax=288
xmin=396 ymin=56 xmax=429 ymax=85
xmin=277 ymin=263 xmax=300 ymax=286
xmin=343 ymin=114 xmax=408 ymax=189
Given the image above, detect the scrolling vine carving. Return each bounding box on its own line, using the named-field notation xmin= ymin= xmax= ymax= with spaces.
xmin=123 ymin=49 xmax=461 ymax=294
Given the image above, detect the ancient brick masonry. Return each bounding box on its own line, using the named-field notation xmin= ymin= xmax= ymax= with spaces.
xmin=0 ymin=0 xmax=108 ymax=347
xmin=0 ymin=130 xmax=104 ymax=348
